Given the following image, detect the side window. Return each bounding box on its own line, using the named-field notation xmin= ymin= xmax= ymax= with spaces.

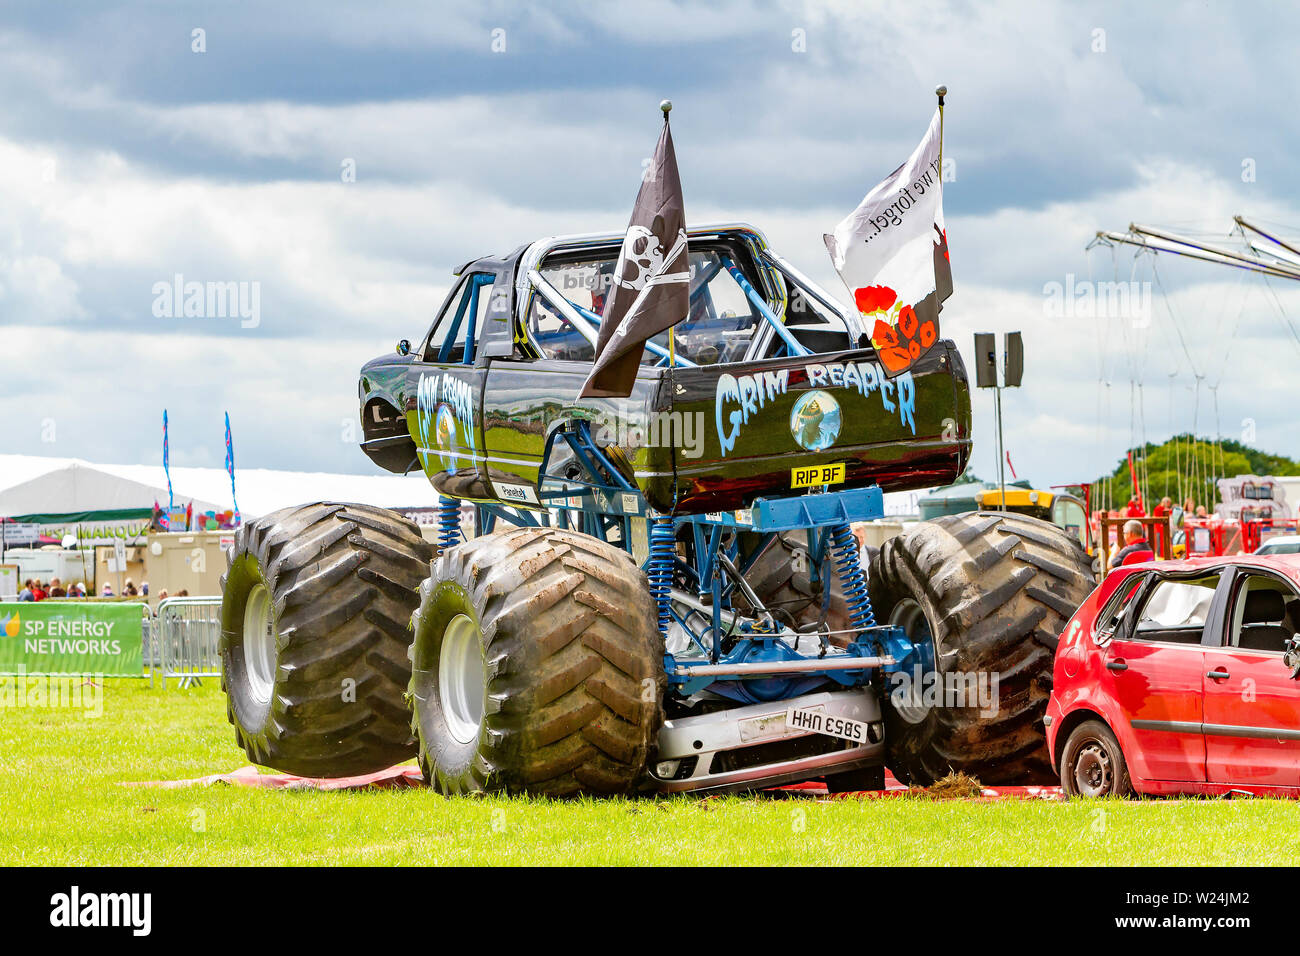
xmin=1227 ymin=574 xmax=1300 ymax=654
xmin=526 ymin=291 xmax=596 ymax=362
xmin=423 ymin=274 xmax=495 ymax=364
xmin=1130 ymin=575 xmax=1219 ymax=645
xmin=1095 ymin=573 xmax=1147 ymax=643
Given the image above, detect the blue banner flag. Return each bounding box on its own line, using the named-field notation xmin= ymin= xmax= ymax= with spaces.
xmin=162 ymin=409 xmax=173 ymax=510
xmin=224 ymin=412 xmax=240 ymax=523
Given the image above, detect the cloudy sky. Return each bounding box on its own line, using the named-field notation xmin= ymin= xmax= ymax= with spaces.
xmin=3 ymin=0 xmax=1300 ymax=490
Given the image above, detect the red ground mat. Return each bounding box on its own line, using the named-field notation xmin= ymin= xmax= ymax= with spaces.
xmin=126 ymin=765 xmax=1063 ymax=799
xmin=124 ymin=765 xmax=427 ymax=791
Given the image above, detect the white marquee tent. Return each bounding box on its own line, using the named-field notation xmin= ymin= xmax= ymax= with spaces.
xmin=0 ymin=454 xmax=435 ymax=523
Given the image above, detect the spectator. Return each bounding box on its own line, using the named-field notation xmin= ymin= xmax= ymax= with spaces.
xmin=71 ymin=582 xmax=86 ymax=598
xmin=17 ymin=579 xmax=34 ymax=602
xmin=176 ymin=589 xmax=189 ymax=597
xmin=32 ymin=581 xmax=48 ymax=601
xmin=50 ymin=583 xmax=67 ymax=598
xmin=101 ymin=583 xmax=114 ymax=597
xmin=1152 ymin=497 xmax=1173 ymax=555
xmin=1124 ymin=497 xmax=1145 ymax=517
xmin=157 ymin=589 xmax=169 ymax=602
xmin=1183 ymin=497 xmax=1196 ymax=514
xmin=141 ymin=581 xmax=149 ymax=597
xmin=1112 ymin=520 xmax=1154 ymax=565
xmin=1195 ymin=505 xmax=1208 ymax=518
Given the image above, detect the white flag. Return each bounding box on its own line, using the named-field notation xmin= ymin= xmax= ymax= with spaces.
xmin=825 ymin=108 xmax=951 ymax=377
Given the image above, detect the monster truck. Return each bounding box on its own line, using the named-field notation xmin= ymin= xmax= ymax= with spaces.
xmin=219 ymin=223 xmax=1093 ymax=794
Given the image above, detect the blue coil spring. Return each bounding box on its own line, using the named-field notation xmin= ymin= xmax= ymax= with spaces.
xmin=828 ymin=523 xmax=876 ymax=632
xmin=435 ymin=496 xmax=461 ymax=555
xmin=648 ymin=518 xmax=675 ymax=635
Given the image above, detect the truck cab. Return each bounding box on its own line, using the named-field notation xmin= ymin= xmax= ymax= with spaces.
xmin=359 ymin=223 xmax=972 ymax=516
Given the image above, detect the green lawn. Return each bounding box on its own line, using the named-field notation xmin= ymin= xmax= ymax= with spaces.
xmin=0 ymin=678 xmax=1292 ymax=865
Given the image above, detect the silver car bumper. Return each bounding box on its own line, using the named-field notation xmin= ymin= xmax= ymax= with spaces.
xmin=650 ymin=688 xmax=884 ymax=794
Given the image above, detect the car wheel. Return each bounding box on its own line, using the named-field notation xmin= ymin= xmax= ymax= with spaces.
xmin=1060 ymin=719 xmax=1133 ymax=798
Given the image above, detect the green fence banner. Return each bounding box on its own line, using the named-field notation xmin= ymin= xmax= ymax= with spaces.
xmin=0 ymin=602 xmax=145 ymax=676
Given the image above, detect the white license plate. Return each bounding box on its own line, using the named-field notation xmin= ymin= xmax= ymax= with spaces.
xmin=737 ymin=711 xmax=790 ymax=743
xmin=786 ymin=706 xmax=870 ymax=744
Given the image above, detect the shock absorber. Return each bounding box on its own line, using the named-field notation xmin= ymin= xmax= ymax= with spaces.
xmin=435 ymin=496 xmax=461 ymax=556
xmin=648 ymin=517 xmax=675 ymax=636
xmin=828 ymin=523 xmax=876 ymax=633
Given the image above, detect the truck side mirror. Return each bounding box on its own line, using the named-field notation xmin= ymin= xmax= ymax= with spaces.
xmin=396 ymin=339 xmax=411 ymax=356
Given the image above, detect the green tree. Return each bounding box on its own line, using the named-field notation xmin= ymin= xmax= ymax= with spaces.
xmin=1091 ymin=435 xmax=1300 ymax=513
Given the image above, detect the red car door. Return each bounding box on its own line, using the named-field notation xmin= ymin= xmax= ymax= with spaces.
xmin=1100 ymin=573 xmax=1223 ymax=782
xmin=1202 ymin=569 xmax=1300 ymax=789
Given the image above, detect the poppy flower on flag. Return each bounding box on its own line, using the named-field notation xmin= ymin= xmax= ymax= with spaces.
xmin=854 ymin=285 xmax=896 ymax=315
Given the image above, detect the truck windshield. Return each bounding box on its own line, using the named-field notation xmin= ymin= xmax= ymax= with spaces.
xmin=528 ymin=247 xmax=762 ymax=365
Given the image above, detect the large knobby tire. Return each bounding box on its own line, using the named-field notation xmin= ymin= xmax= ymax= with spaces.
xmin=408 ymin=526 xmax=665 ymax=796
xmin=220 ymin=502 xmax=432 ymax=777
xmin=869 ymin=511 xmax=1094 ymax=786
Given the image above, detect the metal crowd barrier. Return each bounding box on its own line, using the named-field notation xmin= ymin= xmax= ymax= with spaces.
xmin=153 ymin=596 xmax=223 ymax=689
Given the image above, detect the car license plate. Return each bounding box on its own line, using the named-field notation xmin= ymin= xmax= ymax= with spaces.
xmin=737 ymin=711 xmax=789 ymax=743
xmin=786 ymin=706 xmax=870 ymax=744
xmin=790 ymin=463 xmax=845 ymax=488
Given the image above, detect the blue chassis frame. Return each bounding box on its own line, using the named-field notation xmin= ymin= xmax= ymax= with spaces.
xmin=470 ymin=421 xmax=922 ymax=707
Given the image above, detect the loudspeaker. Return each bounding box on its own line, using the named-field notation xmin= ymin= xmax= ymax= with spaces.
xmin=973 ymin=332 xmax=997 ymax=388
xmin=1004 ymin=331 xmax=1024 ymax=388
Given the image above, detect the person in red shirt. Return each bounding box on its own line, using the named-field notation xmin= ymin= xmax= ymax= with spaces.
xmin=31 ymin=580 xmax=48 ymax=601
xmin=1112 ymin=520 xmax=1155 ymax=566
xmin=1124 ymin=497 xmax=1145 ymax=517
xmin=1152 ymin=496 xmax=1173 ymax=556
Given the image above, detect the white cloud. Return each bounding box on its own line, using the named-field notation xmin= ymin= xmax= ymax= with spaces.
xmin=3 ymin=0 xmax=1300 ymax=492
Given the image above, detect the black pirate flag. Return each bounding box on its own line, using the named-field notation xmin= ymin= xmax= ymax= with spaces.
xmin=580 ymin=107 xmax=690 ymax=398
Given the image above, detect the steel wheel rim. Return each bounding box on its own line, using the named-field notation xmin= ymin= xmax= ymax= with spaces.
xmin=439 ymin=613 xmax=486 ymax=744
xmin=242 ymin=583 xmax=277 ymax=705
xmin=889 ymin=598 xmax=937 ymax=724
xmin=1073 ymin=740 xmax=1112 ymax=797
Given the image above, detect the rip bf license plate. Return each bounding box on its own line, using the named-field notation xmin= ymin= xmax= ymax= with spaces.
xmin=790 ymin=463 xmax=845 ymax=489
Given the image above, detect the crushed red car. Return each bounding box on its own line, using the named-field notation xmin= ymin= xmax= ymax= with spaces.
xmin=1046 ymin=554 xmax=1300 ymax=797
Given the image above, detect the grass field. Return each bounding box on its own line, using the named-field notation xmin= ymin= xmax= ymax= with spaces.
xmin=0 ymin=678 xmax=1292 ymax=866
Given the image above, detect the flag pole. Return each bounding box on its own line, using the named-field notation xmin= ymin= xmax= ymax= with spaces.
xmin=660 ymin=98 xmax=677 ymax=370
xmin=935 ymin=84 xmax=947 ymax=174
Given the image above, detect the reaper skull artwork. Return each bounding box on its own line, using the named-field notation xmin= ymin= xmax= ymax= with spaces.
xmin=615 ymin=224 xmax=666 ymax=291
xmin=613 ymin=217 xmax=688 ymax=293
